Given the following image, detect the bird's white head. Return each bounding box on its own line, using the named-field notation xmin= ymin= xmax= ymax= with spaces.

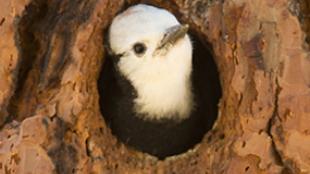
xmin=109 ymin=4 xmax=194 ymax=121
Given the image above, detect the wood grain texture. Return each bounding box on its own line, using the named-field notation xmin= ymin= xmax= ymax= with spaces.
xmin=0 ymin=0 xmax=309 ymax=173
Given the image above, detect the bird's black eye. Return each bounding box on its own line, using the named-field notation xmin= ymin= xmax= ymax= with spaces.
xmin=133 ymin=43 xmax=147 ymax=55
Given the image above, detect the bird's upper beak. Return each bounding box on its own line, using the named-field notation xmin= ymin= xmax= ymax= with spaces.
xmin=157 ymin=24 xmax=189 ymax=50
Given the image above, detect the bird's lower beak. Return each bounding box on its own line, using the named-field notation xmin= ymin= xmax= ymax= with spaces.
xmin=157 ymin=24 xmax=189 ymax=50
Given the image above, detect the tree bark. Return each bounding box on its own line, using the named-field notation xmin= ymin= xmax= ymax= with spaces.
xmin=0 ymin=0 xmax=309 ymax=173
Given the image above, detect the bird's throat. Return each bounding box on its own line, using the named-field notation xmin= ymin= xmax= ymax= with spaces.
xmin=133 ymin=76 xmax=194 ymax=121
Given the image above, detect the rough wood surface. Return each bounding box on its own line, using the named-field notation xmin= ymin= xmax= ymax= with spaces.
xmin=0 ymin=0 xmax=309 ymax=173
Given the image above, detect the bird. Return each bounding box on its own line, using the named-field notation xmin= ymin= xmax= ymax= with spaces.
xmin=100 ymin=4 xmax=210 ymax=159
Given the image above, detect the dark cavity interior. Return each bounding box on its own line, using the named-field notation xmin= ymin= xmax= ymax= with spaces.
xmin=98 ymin=32 xmax=222 ymax=159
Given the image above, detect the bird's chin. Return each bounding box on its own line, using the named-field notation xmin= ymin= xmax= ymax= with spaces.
xmin=153 ymin=44 xmax=180 ymax=58
xmin=154 ymin=36 xmax=190 ymax=58
xmin=152 ymin=46 xmax=171 ymax=57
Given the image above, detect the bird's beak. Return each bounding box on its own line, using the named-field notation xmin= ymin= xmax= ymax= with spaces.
xmin=157 ymin=24 xmax=189 ymax=50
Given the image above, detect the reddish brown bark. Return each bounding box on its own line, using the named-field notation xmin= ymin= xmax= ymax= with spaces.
xmin=0 ymin=0 xmax=309 ymax=173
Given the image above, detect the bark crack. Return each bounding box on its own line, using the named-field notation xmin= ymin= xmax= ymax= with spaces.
xmin=267 ymin=77 xmax=284 ymax=167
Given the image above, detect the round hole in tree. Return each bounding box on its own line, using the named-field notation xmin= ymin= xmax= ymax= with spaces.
xmin=98 ymin=5 xmax=221 ymax=160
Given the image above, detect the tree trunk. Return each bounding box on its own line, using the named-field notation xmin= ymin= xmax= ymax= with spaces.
xmin=0 ymin=0 xmax=309 ymax=173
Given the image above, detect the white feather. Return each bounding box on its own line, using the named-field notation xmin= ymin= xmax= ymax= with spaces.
xmin=109 ymin=4 xmax=194 ymax=120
